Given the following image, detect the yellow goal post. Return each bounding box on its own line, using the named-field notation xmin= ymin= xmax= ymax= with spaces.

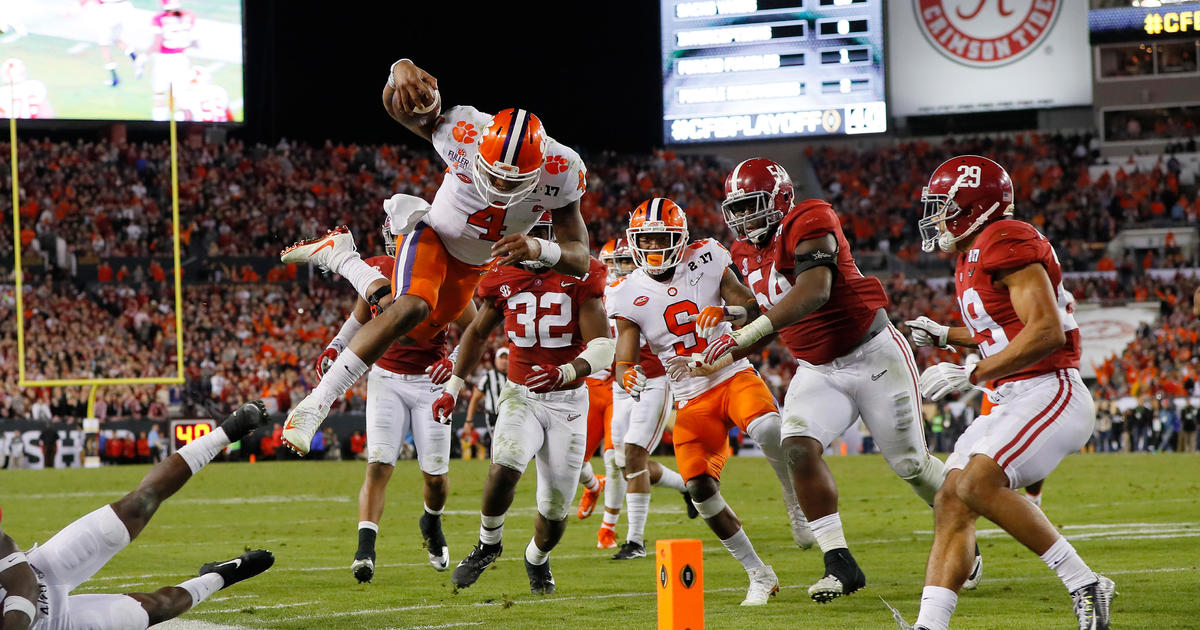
xmin=10 ymin=88 xmax=186 ymax=417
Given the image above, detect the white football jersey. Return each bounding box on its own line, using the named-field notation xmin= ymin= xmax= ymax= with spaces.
xmin=607 ymin=239 xmax=750 ymax=401
xmin=429 ymin=105 xmax=587 ymax=266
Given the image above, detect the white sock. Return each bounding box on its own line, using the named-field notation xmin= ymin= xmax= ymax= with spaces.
xmin=105 ymin=62 xmax=117 ymax=70
xmin=424 ymin=504 xmax=443 ymax=516
xmin=810 ymin=512 xmax=848 ymax=553
xmin=652 ymin=466 xmax=686 ymax=492
xmin=357 ymin=520 xmax=378 ymax=533
xmin=177 ymin=427 xmax=230 ymax=474
xmin=625 ymin=492 xmax=650 ymax=544
xmin=914 ymin=585 xmax=957 ymax=630
xmin=1026 ymin=491 xmax=1043 ymax=507
xmin=479 ymin=513 xmax=505 ymax=545
xmin=720 ymin=527 xmax=765 ymax=573
xmin=601 ymin=510 xmax=620 ymax=529
xmin=1041 ymin=536 xmax=1096 ymax=593
xmin=579 ymin=461 xmax=599 ymax=491
xmin=525 ymin=537 xmax=549 ymax=565
xmin=312 ymin=350 xmax=368 ymax=407
xmin=336 ymin=255 xmax=388 ymax=301
xmin=603 ymin=451 xmax=626 ymax=512
xmin=178 ymin=573 xmax=224 ymax=607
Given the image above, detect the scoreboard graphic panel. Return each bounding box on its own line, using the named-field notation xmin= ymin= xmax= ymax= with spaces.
xmin=661 ymin=0 xmax=887 ymax=144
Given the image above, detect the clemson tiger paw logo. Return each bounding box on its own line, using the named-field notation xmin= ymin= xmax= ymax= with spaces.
xmin=452 ymin=121 xmax=477 ymax=143
xmin=545 ymin=155 xmax=568 ymax=174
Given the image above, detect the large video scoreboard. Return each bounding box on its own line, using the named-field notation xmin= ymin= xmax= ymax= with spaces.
xmin=661 ymin=0 xmax=886 ymax=144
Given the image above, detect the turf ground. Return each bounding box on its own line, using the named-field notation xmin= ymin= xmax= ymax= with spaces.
xmin=2 ymin=453 xmax=1197 ymax=629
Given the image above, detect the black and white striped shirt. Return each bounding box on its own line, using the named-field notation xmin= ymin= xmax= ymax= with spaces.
xmin=475 ymin=369 xmax=505 ymax=415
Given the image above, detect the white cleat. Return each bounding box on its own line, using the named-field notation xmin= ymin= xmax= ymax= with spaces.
xmin=962 ymin=552 xmax=983 ymax=590
xmin=788 ymin=504 xmax=816 ymax=550
xmin=281 ymin=396 xmax=329 ymax=456
xmin=741 ymin=565 xmax=780 ymax=606
xmin=429 ymin=545 xmax=449 ymax=572
xmin=280 ymin=225 xmax=358 ymax=272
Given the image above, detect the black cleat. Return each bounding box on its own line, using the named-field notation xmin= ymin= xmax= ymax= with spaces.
xmin=351 ymin=556 xmax=374 ymax=583
xmin=611 ymin=541 xmax=647 ymax=560
xmin=219 ymin=400 xmax=269 ymax=443
xmin=525 ymin=558 xmax=556 ymax=595
xmin=451 ymin=542 xmax=502 ymax=589
xmin=419 ymin=512 xmax=449 ymax=571
xmin=199 ymin=549 xmax=275 ymax=589
xmin=807 ymin=548 xmax=866 ymax=603
xmin=682 ymin=492 xmax=699 ymax=519
xmin=1072 ymin=574 xmax=1115 ymax=630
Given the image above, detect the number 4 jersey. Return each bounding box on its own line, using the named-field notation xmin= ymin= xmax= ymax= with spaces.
xmin=607 ymin=239 xmax=750 ymax=401
xmin=476 ymin=257 xmax=607 ymax=386
xmin=430 ymin=105 xmax=587 ymax=266
xmin=954 ymin=219 xmax=1080 ymax=385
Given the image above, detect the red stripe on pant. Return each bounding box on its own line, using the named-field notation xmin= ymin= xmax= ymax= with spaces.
xmin=992 ymin=370 xmax=1067 ymax=469
xmin=997 ymin=373 xmax=1074 ymax=471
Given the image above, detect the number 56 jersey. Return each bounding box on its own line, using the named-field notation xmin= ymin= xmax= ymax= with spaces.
xmin=607 ymin=239 xmax=751 ymax=401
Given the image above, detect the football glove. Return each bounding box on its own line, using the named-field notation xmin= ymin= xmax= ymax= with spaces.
xmin=526 ymin=363 xmax=574 ymax=394
xmin=618 ymin=362 xmax=647 ymax=401
xmin=906 ymin=316 xmax=950 ymax=349
xmin=686 ymin=305 xmax=748 ymax=339
xmin=918 ymin=362 xmax=976 ymax=402
xmin=425 ymin=357 xmax=454 ymax=385
xmin=315 ymin=346 xmax=338 ymax=378
xmin=432 ymin=375 xmax=465 ymax=425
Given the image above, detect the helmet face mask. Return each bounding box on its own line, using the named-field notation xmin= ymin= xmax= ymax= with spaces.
xmin=472 ymin=156 xmax=542 ymax=208
xmin=721 ymin=193 xmax=780 ymax=245
xmin=382 ymin=217 xmax=396 ymax=257
xmin=600 ymin=238 xmax=636 ymax=281
xmin=472 ymin=108 xmax=547 ymax=209
xmin=626 ymin=198 xmax=688 ymax=275
xmin=919 ymin=155 xmax=1014 ymax=253
xmin=722 ymin=158 xmax=792 ymax=246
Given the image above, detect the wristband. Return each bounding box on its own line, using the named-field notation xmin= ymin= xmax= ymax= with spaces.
xmin=444 ymin=375 xmax=465 ymax=398
xmin=386 ymin=58 xmax=412 ymax=88
xmin=0 ymin=551 xmax=27 ymax=572
xmin=558 ymin=363 xmax=577 ymax=384
xmin=534 ymin=238 xmax=561 ymax=267
xmin=3 ymin=596 xmax=35 ymax=620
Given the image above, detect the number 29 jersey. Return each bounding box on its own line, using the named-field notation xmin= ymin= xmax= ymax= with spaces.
xmin=476 ymin=257 xmax=607 ymax=387
xmin=954 ymin=220 xmax=1080 ymax=386
xmin=430 ymin=105 xmax=588 ymax=266
xmin=607 ymin=239 xmax=751 ymax=401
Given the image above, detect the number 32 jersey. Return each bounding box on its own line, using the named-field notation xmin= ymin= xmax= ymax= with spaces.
xmin=430 ymin=105 xmax=588 ymax=266
xmin=607 ymin=239 xmax=751 ymax=401
xmin=954 ymin=219 xmax=1080 ymax=385
xmin=477 ymin=257 xmax=607 ymax=386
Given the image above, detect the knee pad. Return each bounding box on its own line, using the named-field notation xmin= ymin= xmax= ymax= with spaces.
xmin=68 ymin=594 xmax=149 ymax=630
xmin=690 ymin=492 xmax=729 ymax=520
xmin=745 ymin=412 xmax=782 ymax=446
xmin=899 ymin=454 xmax=945 ymax=506
xmin=613 ymin=446 xmax=626 ymax=469
xmin=603 ymin=448 xmax=618 ymax=471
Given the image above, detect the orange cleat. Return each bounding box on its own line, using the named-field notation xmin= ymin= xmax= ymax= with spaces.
xmin=597 ymin=526 xmax=618 ymax=549
xmin=577 ymin=475 xmax=605 ymax=519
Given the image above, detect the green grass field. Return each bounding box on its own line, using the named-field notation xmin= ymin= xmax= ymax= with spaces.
xmin=2 ymin=454 xmax=1198 ymax=629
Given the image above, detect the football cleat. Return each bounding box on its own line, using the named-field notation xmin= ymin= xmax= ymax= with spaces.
xmin=962 ymin=548 xmax=983 ymax=590
xmin=741 ymin=565 xmax=779 ymax=606
xmin=524 ymin=558 xmax=556 ymax=595
xmin=611 ymin=541 xmax=646 ymax=560
xmin=280 ymin=225 xmax=358 ymax=272
xmin=683 ymin=491 xmax=699 ymax=519
xmin=597 ymin=526 xmax=618 ymax=549
xmin=1072 ymin=574 xmax=1115 ymax=630
xmin=419 ymin=512 xmax=449 ymax=571
xmin=219 ymin=400 xmax=269 ymax=443
xmin=808 ymin=549 xmax=867 ymax=603
xmin=788 ymin=503 xmax=815 ymax=549
xmin=199 ymin=549 xmax=275 ymax=589
xmin=451 ymin=542 xmax=502 ymax=589
xmin=577 ymin=475 xmax=605 ymax=519
xmin=351 ymin=557 xmax=374 ymax=583
xmin=281 ymin=396 xmax=329 ymax=456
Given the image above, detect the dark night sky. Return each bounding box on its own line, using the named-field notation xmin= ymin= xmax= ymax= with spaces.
xmin=243 ymin=1 xmax=665 ymax=152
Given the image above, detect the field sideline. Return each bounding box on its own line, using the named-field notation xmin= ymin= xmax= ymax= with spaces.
xmin=2 ymin=454 xmax=1197 ymax=629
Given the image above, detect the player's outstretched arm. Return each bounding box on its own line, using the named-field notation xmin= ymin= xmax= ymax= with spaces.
xmin=489 ymin=202 xmax=590 ymax=276
xmin=381 ymin=59 xmax=441 ymax=143
xmin=0 ymin=529 xmax=40 ymax=630
xmin=526 ymin=297 xmax=614 ymax=392
xmin=970 ymin=263 xmax=1066 ymax=384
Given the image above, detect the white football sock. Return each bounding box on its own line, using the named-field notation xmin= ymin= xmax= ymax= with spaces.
xmin=1026 ymin=491 xmax=1043 ymax=507
xmin=336 ymin=255 xmax=388 ymax=301
xmin=424 ymin=503 xmax=443 ymax=516
xmin=601 ymin=510 xmax=620 ymax=529
xmin=810 ymin=513 xmax=848 ymax=553
xmin=579 ymin=461 xmax=599 ymax=491
xmin=652 ymin=466 xmax=686 ymax=492
xmin=312 ymin=350 xmax=368 ymax=407
xmin=603 ymin=450 xmax=626 ymax=512
xmin=720 ymin=527 xmax=765 ymax=573
xmin=177 ymin=427 xmax=230 ymax=474
xmin=1041 ymin=536 xmax=1096 ymax=593
xmin=524 ymin=537 xmax=550 ymax=566
xmin=178 ymin=573 xmax=224 ymax=607
xmin=357 ymin=520 xmax=378 ymax=532
xmin=914 ymin=585 xmax=957 ymax=630
xmin=625 ymin=492 xmax=650 ymax=545
xmin=479 ymin=513 xmax=505 ymax=546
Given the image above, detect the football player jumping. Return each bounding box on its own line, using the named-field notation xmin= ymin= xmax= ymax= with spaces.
xmin=895 ymin=155 xmax=1113 ymax=630
xmin=278 ymin=58 xmax=590 ymax=456
xmin=443 ymin=214 xmax=614 ymax=595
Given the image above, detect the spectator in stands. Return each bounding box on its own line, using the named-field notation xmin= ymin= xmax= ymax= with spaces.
xmin=349 ymin=430 xmax=366 ymax=461
xmin=322 ymin=427 xmax=341 ymax=460
xmin=40 ymin=425 xmax=58 ymax=468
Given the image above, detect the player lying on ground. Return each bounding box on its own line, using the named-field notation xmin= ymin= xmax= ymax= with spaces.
xmin=441 ymin=213 xmax=615 ymax=595
xmin=892 ymin=155 xmax=1113 ymax=630
xmin=312 ymin=220 xmax=477 ymax=581
xmin=700 ymin=158 xmax=964 ymax=602
xmin=0 ymin=402 xmax=274 ymax=630
xmin=278 ymin=57 xmax=591 ymax=457
xmin=609 ymin=198 xmax=803 ymax=606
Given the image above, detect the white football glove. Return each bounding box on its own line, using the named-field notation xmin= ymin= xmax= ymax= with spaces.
xmin=918 ymin=362 xmax=976 ymax=402
xmin=665 ymin=353 xmax=731 ymax=380
xmin=906 ymin=316 xmax=950 ymax=349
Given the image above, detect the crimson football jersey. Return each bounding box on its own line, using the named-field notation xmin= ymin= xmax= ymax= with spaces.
xmin=364 ymin=255 xmax=448 ymax=375
xmin=730 ymin=199 xmax=887 ymax=365
xmin=954 ymin=220 xmax=1080 ymax=385
xmin=477 ymin=257 xmax=607 ymax=386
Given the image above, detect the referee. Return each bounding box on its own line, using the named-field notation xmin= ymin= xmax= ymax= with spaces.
xmin=466 ymin=347 xmax=508 ymax=437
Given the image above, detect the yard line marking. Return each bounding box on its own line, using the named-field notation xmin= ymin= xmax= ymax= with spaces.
xmin=193 ymin=602 xmax=306 ymax=614
xmin=66 ymin=42 xmax=90 ymax=54
xmin=387 ymin=623 xmax=484 ymax=630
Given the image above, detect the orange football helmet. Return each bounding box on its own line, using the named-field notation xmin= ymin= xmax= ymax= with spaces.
xmin=599 ymin=237 xmax=636 ymax=281
xmin=473 ymin=108 xmax=547 ymax=208
xmin=626 ymin=198 xmax=688 ymax=274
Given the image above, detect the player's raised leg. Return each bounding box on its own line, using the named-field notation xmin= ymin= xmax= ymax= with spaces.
xmin=106 ymin=549 xmax=274 ymax=627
